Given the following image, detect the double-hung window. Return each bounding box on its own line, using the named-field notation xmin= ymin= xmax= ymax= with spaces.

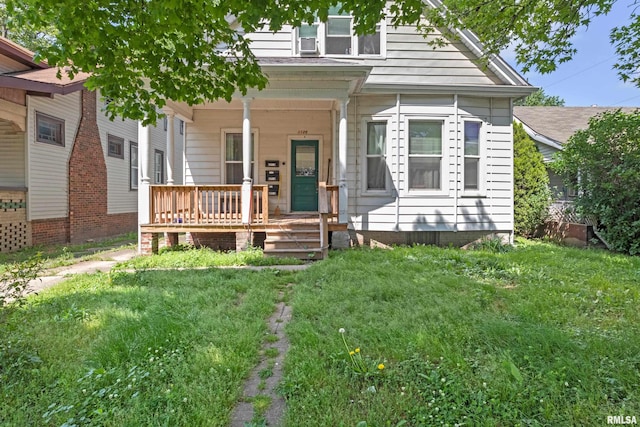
xmin=463 ymin=122 xmax=482 ymax=191
xmin=224 ymin=132 xmax=255 ymax=184
xmin=365 ymin=121 xmax=387 ymax=191
xmin=130 ymin=142 xmax=138 ymax=190
xmin=296 ymin=4 xmax=382 ymax=56
xmin=408 ymin=121 xmax=443 ymax=190
xmin=154 ymin=150 xmax=164 ymax=184
xmin=326 ymin=6 xmax=353 ymax=55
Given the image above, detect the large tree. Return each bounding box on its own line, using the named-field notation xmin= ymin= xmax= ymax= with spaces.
xmin=6 ymin=0 xmax=638 ymax=123
xmin=552 ymin=110 xmax=640 ymax=255
xmin=0 ymin=1 xmax=56 ymax=51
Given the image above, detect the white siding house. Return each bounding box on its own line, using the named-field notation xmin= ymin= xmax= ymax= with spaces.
xmin=138 ymin=8 xmax=535 ymax=255
xmin=0 ymin=37 xmax=182 ymax=251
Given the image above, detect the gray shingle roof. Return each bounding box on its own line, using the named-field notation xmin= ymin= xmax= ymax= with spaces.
xmin=514 ymin=106 xmax=640 ymax=145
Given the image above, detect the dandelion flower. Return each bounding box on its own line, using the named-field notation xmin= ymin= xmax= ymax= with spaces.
xmin=349 ymin=351 xmax=355 ymax=356
xmin=355 ymin=348 xmax=360 ymax=353
xmin=339 ymin=328 xmax=345 ymax=334
xmin=378 ymin=363 xmax=385 ymax=370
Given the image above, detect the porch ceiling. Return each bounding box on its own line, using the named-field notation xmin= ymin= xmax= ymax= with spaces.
xmin=194 ymin=98 xmax=335 ymax=111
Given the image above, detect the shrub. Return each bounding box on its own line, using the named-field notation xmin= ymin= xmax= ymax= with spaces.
xmin=513 ymin=121 xmax=552 ymax=236
xmin=552 ymin=109 xmax=640 ymax=255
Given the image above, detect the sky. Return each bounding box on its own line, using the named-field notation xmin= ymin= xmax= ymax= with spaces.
xmin=501 ymin=1 xmax=640 ymax=107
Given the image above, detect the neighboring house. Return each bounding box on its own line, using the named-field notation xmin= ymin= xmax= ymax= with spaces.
xmin=0 ymin=37 xmax=183 ymax=253
xmin=138 ymin=7 xmax=535 ymax=257
xmin=514 ymin=106 xmax=639 ymax=200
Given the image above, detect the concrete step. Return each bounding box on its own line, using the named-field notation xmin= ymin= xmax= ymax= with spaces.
xmin=264 ymin=238 xmax=320 ymax=251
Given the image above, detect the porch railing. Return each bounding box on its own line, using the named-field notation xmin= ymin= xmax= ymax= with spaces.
xmin=149 ymin=184 xmax=341 ymax=227
xmin=326 ymin=185 xmax=339 ymax=223
xmin=150 ymin=185 xmax=269 ymax=226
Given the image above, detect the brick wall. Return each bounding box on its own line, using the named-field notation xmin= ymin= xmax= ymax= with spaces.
xmin=68 ymin=89 xmax=109 ymax=243
xmin=31 ymin=217 xmax=69 ymax=246
xmin=104 ymin=212 xmax=137 ymax=236
xmin=190 ymin=232 xmax=237 ymax=251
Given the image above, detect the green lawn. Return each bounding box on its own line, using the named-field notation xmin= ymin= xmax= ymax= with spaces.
xmin=1 ymin=240 xmax=639 ymax=426
xmin=283 ymin=240 xmax=640 ymax=426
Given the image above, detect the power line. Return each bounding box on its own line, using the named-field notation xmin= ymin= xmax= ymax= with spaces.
xmin=612 ymin=93 xmax=640 ymax=106
xmin=544 ymin=55 xmax=617 ymax=88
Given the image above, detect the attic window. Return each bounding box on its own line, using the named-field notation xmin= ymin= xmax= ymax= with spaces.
xmin=296 ymin=5 xmax=382 ymax=56
xmin=36 ymin=112 xmax=65 ymax=147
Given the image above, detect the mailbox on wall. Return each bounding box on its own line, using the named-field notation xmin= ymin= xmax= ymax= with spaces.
xmin=266 ymin=170 xmax=280 ymax=181
xmin=265 ymin=160 xmax=280 ymax=167
xmin=268 ymin=184 xmax=279 ymax=196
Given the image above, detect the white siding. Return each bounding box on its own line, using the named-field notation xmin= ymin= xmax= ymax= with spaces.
xmin=186 ymin=107 xmax=332 ymax=212
xmin=349 ymin=95 xmax=513 ymax=232
xmin=246 ymin=24 xmax=294 ymax=57
xmin=96 ymin=94 xmax=169 ymax=214
xmin=27 ymin=92 xmax=81 ymax=220
xmin=363 ymin=22 xmax=502 ymax=86
xmin=536 ymin=141 xmax=559 ymax=163
xmin=0 ymin=120 xmax=26 ymax=187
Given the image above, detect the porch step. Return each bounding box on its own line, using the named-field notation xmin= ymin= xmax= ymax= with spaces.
xmin=264 ymin=225 xmax=324 ymax=260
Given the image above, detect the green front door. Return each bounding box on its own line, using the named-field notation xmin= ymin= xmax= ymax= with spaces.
xmin=291 ymin=140 xmax=319 ymax=211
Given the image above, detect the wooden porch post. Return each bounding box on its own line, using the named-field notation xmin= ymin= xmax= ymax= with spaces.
xmin=241 ymin=98 xmax=253 ymax=225
xmin=338 ymin=99 xmax=349 ymax=224
xmin=165 ymin=109 xmax=175 ymax=185
xmin=137 ymin=121 xmax=151 ymax=254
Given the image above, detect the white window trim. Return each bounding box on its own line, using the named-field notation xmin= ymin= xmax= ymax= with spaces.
xmin=361 ymin=117 xmax=392 ymax=196
xmin=403 ymin=116 xmax=450 ymax=197
xmin=130 ymin=142 xmax=138 ymax=191
xmin=154 ymin=149 xmax=165 ymax=184
xmin=294 ymin=17 xmax=386 ymax=58
xmin=220 ymin=128 xmax=260 ymax=184
xmin=35 ymin=111 xmax=65 ymax=147
xmin=461 ymin=119 xmax=487 ymax=197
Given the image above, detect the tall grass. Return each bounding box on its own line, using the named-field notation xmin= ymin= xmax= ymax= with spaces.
xmin=282 ymin=241 xmax=640 ymax=426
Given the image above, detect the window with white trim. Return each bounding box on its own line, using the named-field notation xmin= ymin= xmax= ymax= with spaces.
xmin=36 ymin=112 xmax=65 ymax=146
xmin=154 ymin=149 xmax=164 ymax=184
xmin=296 ymin=5 xmax=382 ymax=56
xmin=365 ymin=121 xmax=387 ymax=191
xmin=463 ymin=122 xmax=481 ymax=191
xmin=130 ymin=142 xmax=138 ymax=190
xmin=107 ymin=134 xmax=125 ymax=159
xmin=408 ymin=120 xmax=443 ymax=190
xmin=224 ymin=133 xmax=255 ymax=184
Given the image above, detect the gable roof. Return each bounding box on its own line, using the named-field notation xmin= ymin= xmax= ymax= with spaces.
xmin=0 ymin=36 xmax=48 ymax=69
xmin=0 ymin=37 xmax=88 ymax=95
xmin=514 ymin=106 xmax=640 ymax=148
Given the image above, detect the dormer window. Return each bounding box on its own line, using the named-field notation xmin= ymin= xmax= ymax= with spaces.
xmin=296 ymin=6 xmax=383 ymax=57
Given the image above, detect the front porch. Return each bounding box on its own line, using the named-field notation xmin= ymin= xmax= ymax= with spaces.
xmin=139 ymin=183 xmax=346 ymax=259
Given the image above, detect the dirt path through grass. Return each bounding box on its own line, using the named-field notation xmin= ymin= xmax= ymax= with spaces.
xmin=231 ymin=286 xmax=292 ymax=426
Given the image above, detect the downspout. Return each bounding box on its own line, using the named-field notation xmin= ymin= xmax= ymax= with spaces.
xmin=354 ymin=96 xmax=359 ymax=229
xmin=489 ymin=97 xmax=494 ymax=224
xmin=453 ymin=94 xmax=459 ymax=232
xmin=509 ymin=97 xmax=515 ymax=244
xmin=394 ymin=93 xmax=401 ymax=231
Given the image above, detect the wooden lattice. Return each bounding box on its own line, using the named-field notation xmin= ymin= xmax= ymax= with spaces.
xmin=548 ymin=201 xmax=597 ymax=226
xmin=0 ymin=191 xmax=30 ymax=253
